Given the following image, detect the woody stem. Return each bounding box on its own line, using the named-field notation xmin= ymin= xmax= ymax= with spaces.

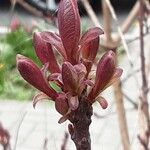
xmin=68 ymin=92 xmax=93 ymax=150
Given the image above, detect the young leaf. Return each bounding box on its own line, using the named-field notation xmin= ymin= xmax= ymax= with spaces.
xmin=62 ymin=62 xmax=78 ymax=95
xmin=79 ymin=27 xmax=103 ymax=48
xmin=33 ymin=32 xmax=60 ymax=73
xmin=55 ymin=93 xmax=69 ymax=115
xmin=88 ymin=51 xmax=116 ymax=101
xmin=16 ymin=54 xmax=57 ymax=99
xmin=40 ymin=31 xmax=67 ymax=60
xmin=33 ymin=92 xmax=50 ymax=108
xmin=81 ymin=37 xmax=99 ymax=62
xmin=96 ymin=96 xmax=108 ymax=109
xmin=58 ymin=0 xmax=80 ymax=64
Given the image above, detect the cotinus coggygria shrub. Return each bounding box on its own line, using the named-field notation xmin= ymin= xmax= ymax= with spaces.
xmin=16 ymin=0 xmax=123 ymax=149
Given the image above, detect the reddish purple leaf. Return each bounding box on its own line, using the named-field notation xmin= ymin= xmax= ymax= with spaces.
xmin=74 ymin=63 xmax=87 ymax=80
xmin=16 ymin=54 xmax=57 ymax=99
xmin=96 ymin=96 xmax=108 ymax=109
xmin=81 ymin=37 xmax=99 ymax=61
xmin=84 ymin=79 xmax=94 ymax=87
xmin=33 ymin=32 xmax=60 ymax=73
xmin=79 ymin=27 xmax=103 ymax=48
xmin=88 ymin=51 xmax=116 ymax=101
xmin=62 ymin=62 xmax=78 ymax=95
xmin=81 ymin=37 xmax=99 ymax=76
xmin=40 ymin=31 xmax=67 ymax=60
xmin=68 ymin=96 xmax=79 ymax=110
xmin=58 ymin=109 xmax=71 ymax=124
xmin=103 ymin=67 xmax=123 ymax=90
xmin=58 ymin=113 xmax=69 ymax=124
xmin=58 ymin=0 xmax=80 ymax=64
xmin=82 ymin=59 xmax=93 ymax=77
xmin=55 ymin=93 xmax=69 ymax=115
xmin=33 ymin=92 xmax=50 ymax=108
xmin=48 ymin=73 xmax=63 ymax=87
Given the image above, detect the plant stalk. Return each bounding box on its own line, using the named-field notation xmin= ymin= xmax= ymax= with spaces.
xmin=138 ymin=0 xmax=150 ymax=149
xmin=68 ymin=91 xmax=93 ymax=150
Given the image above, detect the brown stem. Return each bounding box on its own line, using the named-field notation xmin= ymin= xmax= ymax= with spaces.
xmin=138 ymin=0 xmax=150 ymax=149
xmin=114 ymin=80 xmax=130 ymax=150
xmin=80 ymin=0 xmax=102 ymax=28
xmin=68 ymin=91 xmax=93 ymax=150
xmin=102 ymin=0 xmax=112 ymax=42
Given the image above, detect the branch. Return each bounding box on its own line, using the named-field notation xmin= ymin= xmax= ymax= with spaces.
xmin=122 ymin=92 xmax=138 ymax=109
xmin=61 ymin=132 xmax=69 ymax=150
xmin=80 ymin=0 xmax=103 ymax=28
xmin=68 ymin=91 xmax=93 ymax=150
xmin=104 ymin=0 xmax=133 ymax=67
xmin=138 ymin=0 xmax=150 ymax=149
xmin=113 ymin=80 xmax=130 ymax=150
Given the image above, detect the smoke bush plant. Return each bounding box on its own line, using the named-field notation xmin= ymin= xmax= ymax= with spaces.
xmin=16 ymin=0 xmax=123 ymax=149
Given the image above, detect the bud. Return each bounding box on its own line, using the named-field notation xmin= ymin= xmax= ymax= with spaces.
xmin=62 ymin=62 xmax=78 ymax=95
xmin=96 ymin=96 xmax=108 ymax=109
xmin=58 ymin=0 xmax=80 ymax=64
xmin=16 ymin=54 xmax=57 ymax=99
xmin=55 ymin=93 xmax=69 ymax=115
xmin=40 ymin=31 xmax=67 ymax=60
xmin=80 ymin=27 xmax=103 ymax=62
xmin=33 ymin=32 xmax=60 ymax=73
xmin=68 ymin=95 xmax=79 ymax=110
xmin=88 ymin=50 xmax=116 ymax=101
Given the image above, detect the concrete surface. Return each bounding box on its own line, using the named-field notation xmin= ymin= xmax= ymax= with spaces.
xmin=0 ymin=100 xmax=138 ymax=150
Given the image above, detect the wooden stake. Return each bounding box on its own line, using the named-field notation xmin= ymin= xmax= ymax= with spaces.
xmin=114 ymin=80 xmax=130 ymax=150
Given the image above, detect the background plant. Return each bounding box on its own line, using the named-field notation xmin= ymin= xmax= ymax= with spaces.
xmin=0 ymin=23 xmax=39 ymax=100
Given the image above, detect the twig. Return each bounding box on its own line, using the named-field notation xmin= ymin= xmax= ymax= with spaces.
xmin=126 ymin=29 xmax=150 ymax=45
xmin=13 ymin=111 xmax=27 ymax=150
xmin=61 ymin=132 xmax=69 ymax=150
xmin=138 ymin=0 xmax=150 ymax=149
xmin=113 ymin=80 xmax=130 ymax=150
xmin=43 ymin=138 xmax=48 ymax=150
xmin=101 ymin=0 xmax=140 ymax=49
xmin=80 ymin=0 xmax=103 ymax=28
xmin=105 ymin=0 xmax=134 ymax=67
xmin=16 ymin=0 xmax=43 ymax=17
xmin=122 ymin=69 xmax=140 ymax=83
xmin=19 ymin=124 xmax=37 ymax=146
xmin=103 ymin=1 xmax=131 ymax=149
xmin=93 ymin=107 xmax=136 ymax=119
xmin=118 ymin=1 xmax=140 ymax=37
xmin=122 ymin=92 xmax=138 ymax=109
xmin=102 ymin=0 xmax=112 ymax=42
xmin=143 ymin=0 xmax=150 ymax=11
